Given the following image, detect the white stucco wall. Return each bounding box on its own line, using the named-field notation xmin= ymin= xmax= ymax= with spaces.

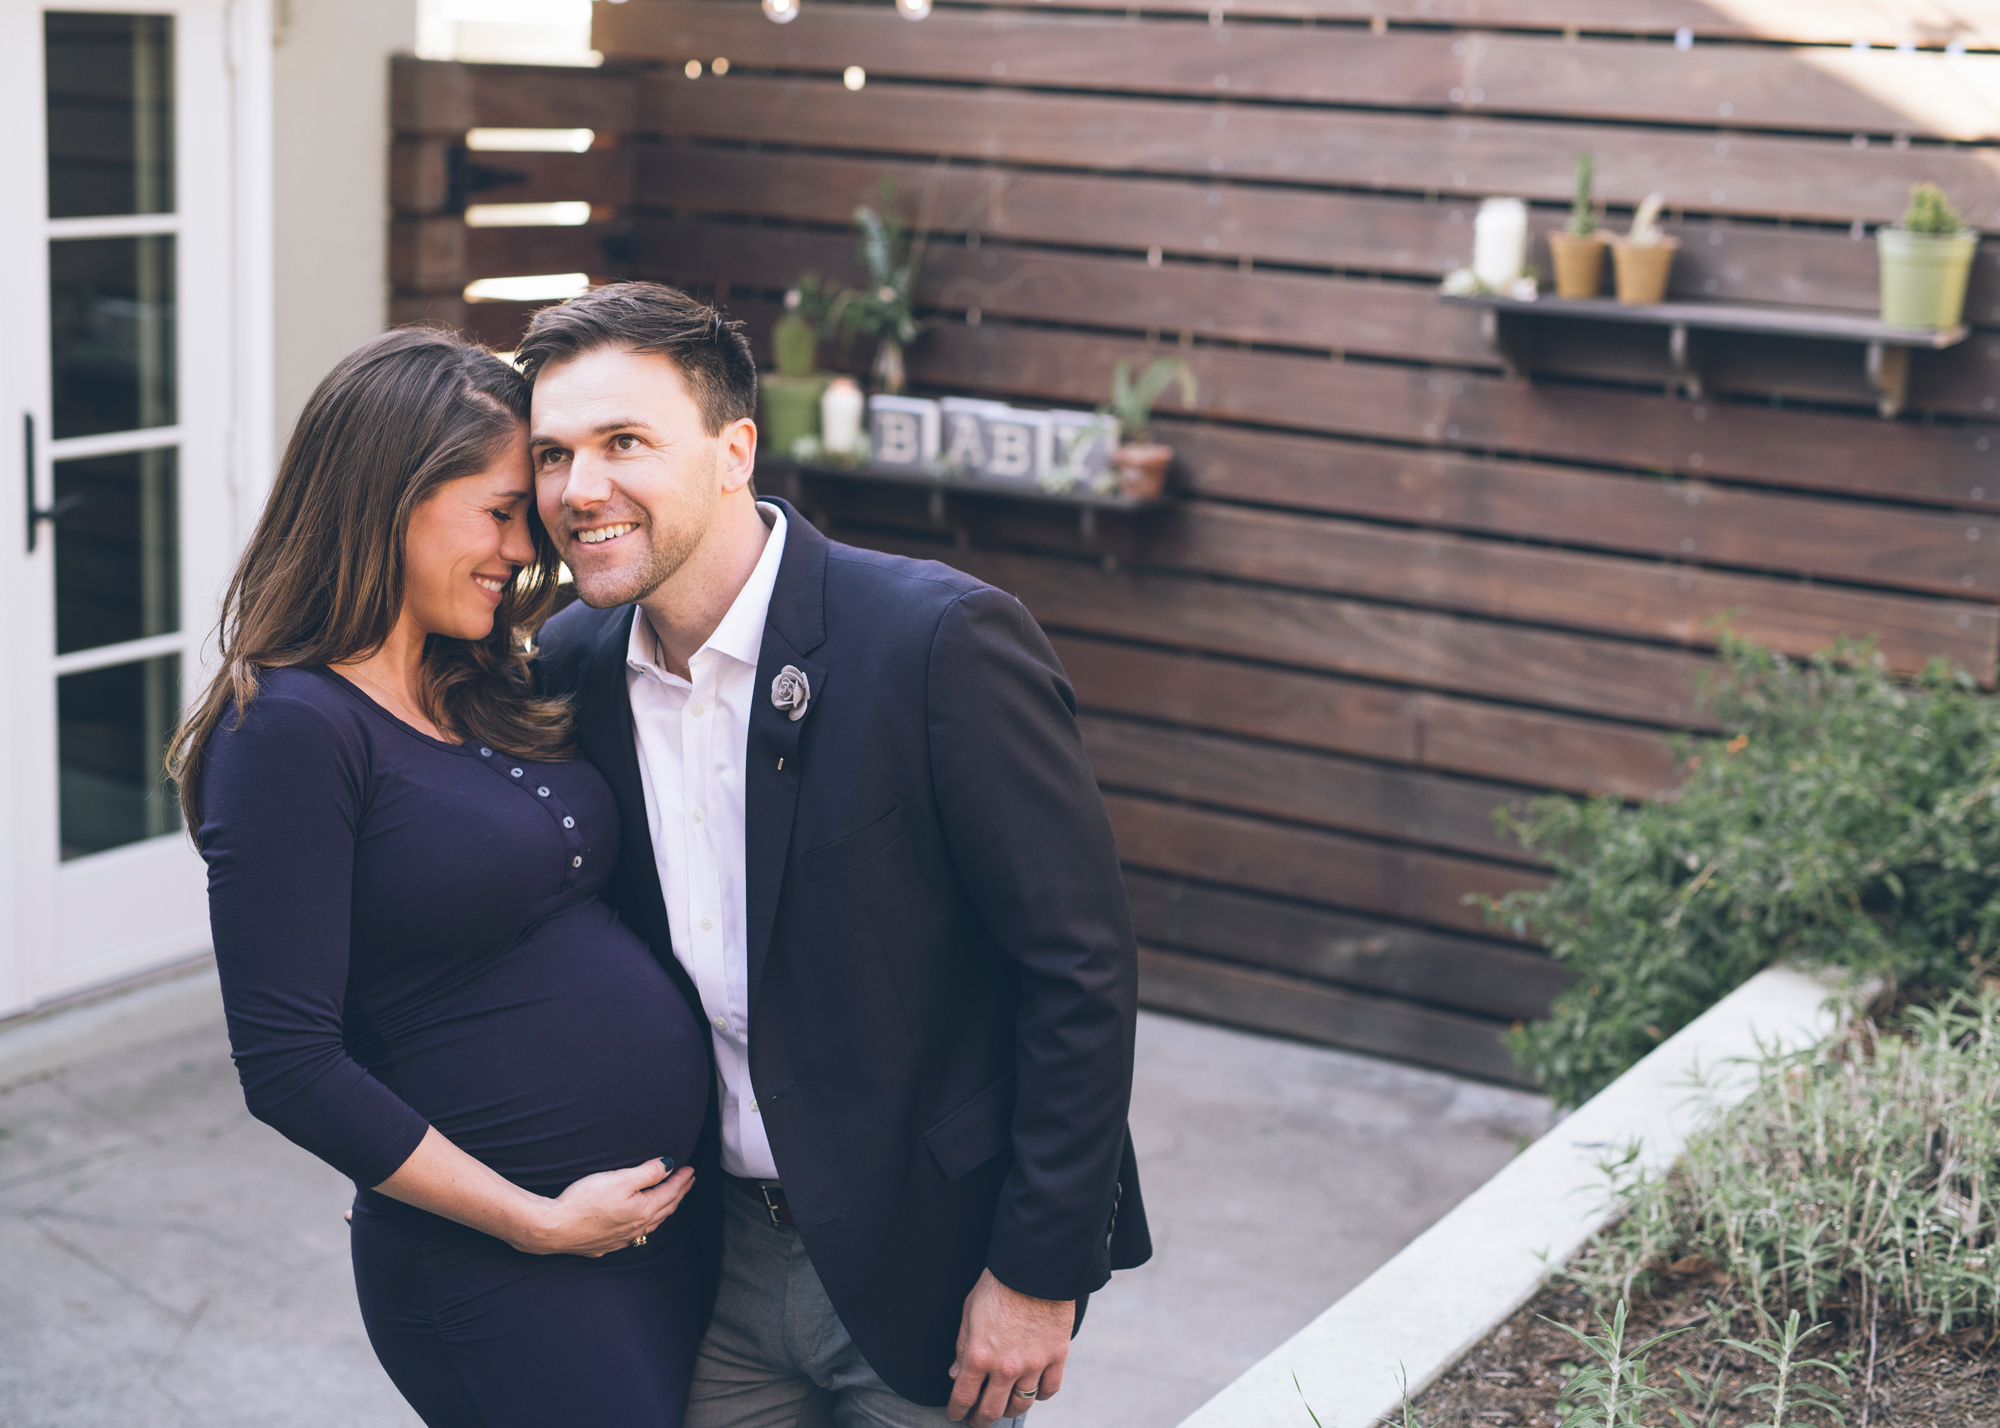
xmin=270 ymin=0 xmax=419 ymax=447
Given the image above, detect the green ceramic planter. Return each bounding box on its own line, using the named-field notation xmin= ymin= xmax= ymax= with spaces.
xmin=1878 ymin=227 xmax=1979 ymax=329
xmin=759 ymin=373 xmax=830 ymax=460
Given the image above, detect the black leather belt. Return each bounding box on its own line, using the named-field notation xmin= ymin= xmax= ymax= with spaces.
xmin=728 ymin=1174 xmax=796 ymax=1227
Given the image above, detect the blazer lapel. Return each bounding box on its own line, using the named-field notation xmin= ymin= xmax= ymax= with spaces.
xmin=745 ymin=501 xmax=829 ymax=1012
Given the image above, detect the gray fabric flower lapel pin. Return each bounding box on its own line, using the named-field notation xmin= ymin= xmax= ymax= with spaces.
xmin=771 ymin=665 xmax=811 ymax=722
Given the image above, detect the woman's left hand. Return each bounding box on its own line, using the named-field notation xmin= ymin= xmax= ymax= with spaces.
xmin=521 ymin=1159 xmax=695 ymax=1258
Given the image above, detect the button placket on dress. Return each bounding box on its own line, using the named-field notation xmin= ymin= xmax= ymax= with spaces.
xmin=478 ymin=745 xmax=586 ymax=885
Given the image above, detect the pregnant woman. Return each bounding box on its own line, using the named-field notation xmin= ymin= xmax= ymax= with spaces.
xmin=167 ymin=329 xmax=711 ymax=1426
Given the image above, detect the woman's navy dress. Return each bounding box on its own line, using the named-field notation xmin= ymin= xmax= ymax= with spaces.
xmin=199 ymin=667 xmax=710 ymax=1427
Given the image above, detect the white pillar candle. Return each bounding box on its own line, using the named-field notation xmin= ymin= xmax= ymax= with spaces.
xmin=820 ymin=376 xmax=864 ymax=455
xmin=1472 ymin=197 xmax=1529 ymax=291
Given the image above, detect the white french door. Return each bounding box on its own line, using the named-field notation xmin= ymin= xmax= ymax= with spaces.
xmin=1 ymin=1 xmax=270 ymax=1017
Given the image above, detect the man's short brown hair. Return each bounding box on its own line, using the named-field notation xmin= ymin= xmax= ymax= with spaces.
xmin=513 ymin=281 xmax=759 ymax=435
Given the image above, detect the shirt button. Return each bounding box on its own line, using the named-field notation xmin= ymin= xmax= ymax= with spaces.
xmin=699 ymin=916 xmax=712 ymax=931
xmin=479 ymin=747 xmax=492 ymax=757
xmin=563 ymin=816 xmax=576 ymax=829
xmin=571 ymin=855 xmax=582 ymax=868
xmin=691 ymin=809 xmax=704 ymax=823
xmin=713 ymin=1015 xmax=727 ymax=1032
xmin=511 ymin=767 xmax=523 ymax=778
xmin=537 ymin=786 xmax=550 ymax=797
xmin=749 ymin=1099 xmax=759 ymax=1114
xmin=690 ymin=703 xmax=706 ymax=717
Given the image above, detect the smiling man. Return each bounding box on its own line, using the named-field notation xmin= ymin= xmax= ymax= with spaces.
xmin=517 ymin=283 xmax=1150 ymax=1428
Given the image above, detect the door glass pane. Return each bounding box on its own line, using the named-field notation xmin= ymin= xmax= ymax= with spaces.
xmin=45 ymin=12 xmax=175 ymax=219
xmin=55 ymin=448 xmax=179 ymax=655
xmin=50 ymin=235 xmax=177 ymax=439
xmin=59 ymin=655 xmax=182 ymax=859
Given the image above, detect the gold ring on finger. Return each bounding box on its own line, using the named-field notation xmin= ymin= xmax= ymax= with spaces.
xmin=632 ymin=1233 xmax=648 ymax=1246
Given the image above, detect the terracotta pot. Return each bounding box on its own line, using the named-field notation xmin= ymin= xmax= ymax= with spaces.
xmin=1112 ymin=442 xmax=1173 ymax=500
xmin=1878 ymin=227 xmax=1979 ymax=329
xmin=1546 ymin=230 xmax=1607 ymax=299
xmin=1609 ymin=236 xmax=1680 ymax=305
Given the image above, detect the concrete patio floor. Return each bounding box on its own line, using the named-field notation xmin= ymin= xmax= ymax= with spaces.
xmin=0 ymin=994 xmax=1549 ymax=1428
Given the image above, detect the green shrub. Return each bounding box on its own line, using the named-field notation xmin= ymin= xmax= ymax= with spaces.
xmin=1487 ymin=636 xmax=2000 ymax=1106
xmin=1572 ymin=990 xmax=2000 ymax=1334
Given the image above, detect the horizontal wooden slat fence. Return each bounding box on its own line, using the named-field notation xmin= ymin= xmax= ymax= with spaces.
xmin=388 ymin=0 xmax=2000 ymax=1082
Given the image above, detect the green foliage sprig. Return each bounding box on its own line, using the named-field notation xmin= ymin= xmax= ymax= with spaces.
xmin=1486 ymin=635 xmax=2000 ymax=1107
xmin=1106 ymin=357 xmax=1197 ymax=444
xmin=1567 ymin=152 xmax=1598 ymax=238
xmin=831 ymin=178 xmax=922 ymax=348
xmin=1571 ymin=990 xmax=2000 ymax=1335
xmin=1901 ymin=182 xmax=1965 ymax=237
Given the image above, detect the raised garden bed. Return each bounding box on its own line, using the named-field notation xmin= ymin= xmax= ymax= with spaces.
xmin=1416 ymin=1276 xmax=1997 ymax=1428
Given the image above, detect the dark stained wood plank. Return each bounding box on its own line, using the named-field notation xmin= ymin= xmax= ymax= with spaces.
xmin=884 ymin=0 xmax=2000 ymax=48
xmin=600 ymin=5 xmax=2000 ymax=140
xmin=1125 ymin=870 xmax=1566 ymax=1022
xmin=1164 ymin=422 xmax=2000 ymax=601
xmin=392 ymin=57 xmax=639 ymax=137
xmin=905 ymin=322 xmax=2000 ymax=513
xmin=392 ymin=216 xmax=616 ymax=293
xmin=1106 ymin=793 xmax=1546 ymax=935
xmin=391 ymin=140 xmax=634 ymax=216
xmin=1051 ymin=634 xmax=1680 ymax=798
xmin=637 ymin=213 xmax=1497 ymax=363
xmin=634 ymin=145 xmax=2000 ymax=325
xmin=1080 ymin=713 xmax=1535 ymax=861
xmin=639 ymin=73 xmax=2000 ymax=229
xmin=878 ymin=540 xmax=1718 ymax=727
xmin=1145 ymin=502 xmax=2000 ymax=680
xmin=1137 ymin=945 xmax=1526 ymax=1083
xmin=387 ymin=293 xmax=550 ymax=352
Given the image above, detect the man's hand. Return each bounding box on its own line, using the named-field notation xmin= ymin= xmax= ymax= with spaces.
xmin=947 ymin=1268 xmax=1075 ymax=1425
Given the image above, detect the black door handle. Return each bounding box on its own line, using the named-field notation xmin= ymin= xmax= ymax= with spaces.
xmin=23 ymin=414 xmax=84 ymax=552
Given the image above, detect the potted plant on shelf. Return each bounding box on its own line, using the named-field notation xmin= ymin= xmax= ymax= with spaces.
xmin=833 ymin=179 xmax=925 ymax=394
xmin=1105 ymin=357 xmax=1197 ymax=500
xmin=1547 ymin=152 xmax=1606 ymax=299
xmin=1610 ymin=192 xmax=1677 ymax=305
xmin=1879 ymin=182 xmax=1980 ymax=329
xmin=759 ymin=274 xmax=833 ymax=460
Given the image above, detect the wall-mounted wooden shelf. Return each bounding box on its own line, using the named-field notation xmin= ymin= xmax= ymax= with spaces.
xmin=760 ymin=457 xmax=1170 ymax=568
xmin=1440 ymin=293 xmax=1969 ymax=418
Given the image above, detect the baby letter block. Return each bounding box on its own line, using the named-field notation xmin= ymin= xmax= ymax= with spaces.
xmin=940 ymin=397 xmax=1005 ymax=475
xmin=1042 ymin=411 xmax=1119 ymax=491
xmin=868 ymin=395 xmax=939 ymax=472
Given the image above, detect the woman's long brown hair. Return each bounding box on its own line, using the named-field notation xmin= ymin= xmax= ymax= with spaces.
xmin=168 ymin=327 xmax=572 ymax=835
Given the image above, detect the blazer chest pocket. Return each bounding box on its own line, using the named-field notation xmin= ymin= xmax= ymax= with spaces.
xmin=922 ymin=1071 xmax=1016 ymax=1182
xmin=800 ymin=804 xmax=904 ymax=882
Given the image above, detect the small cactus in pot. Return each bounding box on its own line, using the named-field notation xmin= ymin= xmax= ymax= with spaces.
xmin=1879 ymin=182 xmax=1979 ymax=330
xmin=1547 ymin=152 xmax=1608 ymax=299
xmin=1609 ymin=192 xmax=1679 ymax=305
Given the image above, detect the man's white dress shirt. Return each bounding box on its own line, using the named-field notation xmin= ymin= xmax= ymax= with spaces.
xmin=626 ymin=502 xmax=787 ymax=1180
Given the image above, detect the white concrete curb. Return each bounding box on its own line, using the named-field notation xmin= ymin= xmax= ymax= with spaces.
xmin=0 ymin=959 xmax=224 ymax=1091
xmin=1176 ymin=965 xmax=1844 ymax=1428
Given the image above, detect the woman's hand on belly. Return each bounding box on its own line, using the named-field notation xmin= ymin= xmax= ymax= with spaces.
xmin=526 ymin=1159 xmax=696 ymax=1258
xmin=374 ymin=1126 xmax=695 ymax=1257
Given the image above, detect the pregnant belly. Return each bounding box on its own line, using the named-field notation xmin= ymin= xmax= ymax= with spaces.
xmin=374 ymin=902 xmax=709 ymax=1196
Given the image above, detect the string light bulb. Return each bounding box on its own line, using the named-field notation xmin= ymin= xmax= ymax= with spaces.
xmin=761 ymin=0 xmax=798 ymax=23
xmin=896 ymin=0 xmax=931 ymax=18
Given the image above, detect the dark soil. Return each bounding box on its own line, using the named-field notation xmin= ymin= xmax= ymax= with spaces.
xmin=1411 ymin=1272 xmax=1999 ymax=1428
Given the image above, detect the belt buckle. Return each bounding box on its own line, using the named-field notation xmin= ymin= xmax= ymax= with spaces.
xmin=757 ymin=1183 xmax=786 ymax=1228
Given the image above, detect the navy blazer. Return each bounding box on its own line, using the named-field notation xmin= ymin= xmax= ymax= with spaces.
xmin=534 ymin=501 xmax=1151 ymax=1405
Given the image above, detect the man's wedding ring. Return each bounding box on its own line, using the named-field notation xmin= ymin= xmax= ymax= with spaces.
xmin=632 ymin=1234 xmax=648 ymax=1247
xmin=1010 ymin=1386 xmax=1038 ymax=1400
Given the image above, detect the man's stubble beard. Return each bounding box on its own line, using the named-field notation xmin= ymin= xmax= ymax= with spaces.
xmin=567 ymin=455 xmax=718 ymax=610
